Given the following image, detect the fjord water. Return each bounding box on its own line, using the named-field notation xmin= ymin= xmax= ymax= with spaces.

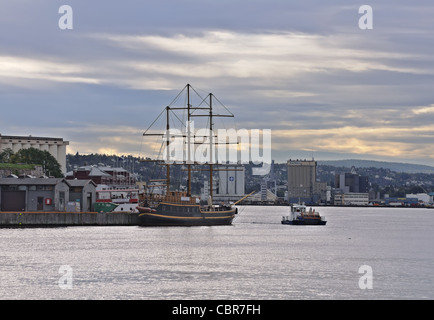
xmin=0 ymin=206 xmax=433 ymax=300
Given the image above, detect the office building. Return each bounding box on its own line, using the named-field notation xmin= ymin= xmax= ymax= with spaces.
xmin=334 ymin=166 xmax=369 ymax=193
xmin=333 ymin=167 xmax=369 ymax=205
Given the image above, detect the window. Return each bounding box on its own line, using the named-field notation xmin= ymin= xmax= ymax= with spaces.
xmin=2 ymin=185 xmax=17 ymax=191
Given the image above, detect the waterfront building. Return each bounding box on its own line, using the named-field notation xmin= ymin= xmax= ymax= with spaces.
xmin=0 ymin=176 xmax=96 ymax=212
xmin=287 ymin=159 xmax=326 ymax=204
xmin=406 ymin=193 xmax=431 ymax=205
xmin=384 ymin=196 xmax=419 ymax=207
xmin=67 ymin=179 xmax=97 ymax=212
xmin=333 ymin=192 xmax=369 ymax=206
xmin=66 ymin=165 xmax=136 ymax=188
xmin=0 ymin=134 xmax=69 ymax=175
xmin=332 ymin=166 xmax=369 ymax=206
xmin=334 ymin=167 xmax=369 ymax=193
xmin=213 ymin=164 xmax=245 ymax=202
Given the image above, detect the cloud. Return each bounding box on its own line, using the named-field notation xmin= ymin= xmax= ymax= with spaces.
xmin=412 ymin=104 xmax=434 ymax=115
xmin=0 ymin=55 xmax=101 ymax=88
xmin=1 ymin=1 xmax=434 ymax=166
xmin=94 ymin=30 xmax=430 ymax=80
xmin=272 ymin=124 xmax=434 ymax=161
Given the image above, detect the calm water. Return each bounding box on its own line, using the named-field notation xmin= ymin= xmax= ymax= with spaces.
xmin=0 ymin=206 xmax=433 ymax=300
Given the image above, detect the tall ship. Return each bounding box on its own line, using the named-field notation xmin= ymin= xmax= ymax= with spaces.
xmin=137 ymin=84 xmax=250 ymax=226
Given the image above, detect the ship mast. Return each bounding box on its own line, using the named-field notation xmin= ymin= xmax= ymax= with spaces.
xmin=165 ymin=106 xmax=170 ymax=193
xmin=142 ymin=84 xmax=235 ymax=201
xmin=187 ymin=84 xmax=192 ymax=197
xmin=209 ymin=93 xmax=214 ymax=204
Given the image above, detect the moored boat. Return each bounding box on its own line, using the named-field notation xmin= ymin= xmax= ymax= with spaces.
xmin=137 ymin=84 xmax=252 ymax=227
xmin=137 ymin=192 xmax=237 ymax=226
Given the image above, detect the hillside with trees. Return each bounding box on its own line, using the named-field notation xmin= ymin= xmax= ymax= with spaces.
xmin=66 ymin=153 xmax=434 ymax=197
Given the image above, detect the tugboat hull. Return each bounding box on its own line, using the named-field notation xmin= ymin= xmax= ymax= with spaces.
xmin=281 ymin=219 xmax=327 ymax=226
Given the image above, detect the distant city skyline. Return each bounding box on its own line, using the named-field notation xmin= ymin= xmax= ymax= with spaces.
xmin=1 ymin=1 xmax=434 ymax=166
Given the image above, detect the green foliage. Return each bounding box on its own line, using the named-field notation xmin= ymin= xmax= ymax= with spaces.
xmin=0 ymin=148 xmax=14 ymax=163
xmin=0 ymin=147 xmax=63 ymax=178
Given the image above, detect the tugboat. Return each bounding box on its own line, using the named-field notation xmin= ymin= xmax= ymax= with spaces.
xmin=281 ymin=203 xmax=327 ymax=225
xmin=137 ymin=84 xmax=253 ymax=227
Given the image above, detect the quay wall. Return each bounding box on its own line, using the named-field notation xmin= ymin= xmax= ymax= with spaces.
xmin=0 ymin=211 xmax=140 ymax=227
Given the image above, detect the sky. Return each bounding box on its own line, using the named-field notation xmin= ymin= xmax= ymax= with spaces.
xmin=1 ymin=0 xmax=434 ymax=166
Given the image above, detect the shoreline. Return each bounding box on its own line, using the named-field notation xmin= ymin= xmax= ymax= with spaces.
xmin=238 ymin=203 xmax=434 ymax=209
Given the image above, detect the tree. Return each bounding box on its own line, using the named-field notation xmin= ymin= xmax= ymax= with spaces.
xmin=10 ymin=148 xmax=63 ymax=178
xmin=0 ymin=148 xmax=14 ymax=163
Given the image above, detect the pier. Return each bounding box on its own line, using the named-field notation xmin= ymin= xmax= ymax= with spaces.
xmin=0 ymin=211 xmax=140 ymax=227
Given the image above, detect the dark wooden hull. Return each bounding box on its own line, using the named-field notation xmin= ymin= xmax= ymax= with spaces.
xmin=137 ymin=203 xmax=236 ymax=227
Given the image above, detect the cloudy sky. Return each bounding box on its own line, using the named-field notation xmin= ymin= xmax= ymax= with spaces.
xmin=1 ymin=0 xmax=434 ymax=165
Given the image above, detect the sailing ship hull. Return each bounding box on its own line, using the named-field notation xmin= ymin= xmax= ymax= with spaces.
xmin=137 ymin=203 xmax=236 ymax=227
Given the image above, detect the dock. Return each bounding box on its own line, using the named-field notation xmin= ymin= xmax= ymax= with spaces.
xmin=0 ymin=211 xmax=140 ymax=227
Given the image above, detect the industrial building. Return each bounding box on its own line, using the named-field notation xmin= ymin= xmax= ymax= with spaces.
xmin=287 ymin=159 xmax=316 ymax=202
xmin=334 ymin=167 xmax=369 ymax=193
xmin=333 ymin=167 xmax=369 ymax=206
xmin=406 ymin=193 xmax=432 ymax=204
xmin=212 ymin=165 xmax=245 ymax=203
xmin=0 ymin=134 xmax=69 ymax=175
xmin=0 ymin=176 xmax=96 ymax=212
xmin=287 ymin=159 xmax=325 ymax=204
xmin=333 ymin=192 xmax=369 ymax=206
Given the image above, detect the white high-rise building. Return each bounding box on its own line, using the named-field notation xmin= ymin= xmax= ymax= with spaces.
xmin=214 ymin=164 xmax=245 ymax=202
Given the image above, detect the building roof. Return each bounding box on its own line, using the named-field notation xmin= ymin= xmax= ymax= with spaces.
xmin=0 ymin=134 xmax=65 ymax=142
xmin=0 ymin=177 xmax=97 ymax=189
xmin=99 ymin=166 xmax=128 ymax=173
xmin=0 ymin=177 xmax=65 ymax=185
xmin=66 ymin=179 xmax=97 ymax=187
xmin=88 ymin=167 xmax=112 ymax=177
xmin=66 ymin=166 xmax=126 ymax=177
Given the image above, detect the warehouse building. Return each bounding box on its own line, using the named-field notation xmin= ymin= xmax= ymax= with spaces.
xmin=0 ymin=176 xmax=95 ymax=212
